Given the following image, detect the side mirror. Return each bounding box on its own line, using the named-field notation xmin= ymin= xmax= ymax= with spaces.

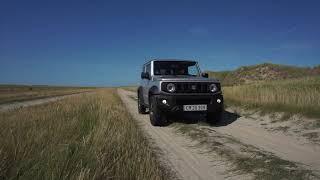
xmin=201 ymin=72 xmax=209 ymax=78
xmin=141 ymin=72 xmax=150 ymax=79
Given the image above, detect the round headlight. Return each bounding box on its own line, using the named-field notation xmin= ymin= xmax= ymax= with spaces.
xmin=166 ymin=83 xmax=176 ymax=93
xmin=209 ymin=84 xmax=217 ymax=92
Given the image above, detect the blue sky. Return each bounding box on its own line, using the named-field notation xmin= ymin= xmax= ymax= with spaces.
xmin=0 ymin=0 xmax=319 ymax=86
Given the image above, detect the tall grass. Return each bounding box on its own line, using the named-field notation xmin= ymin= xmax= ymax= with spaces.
xmin=0 ymin=89 xmax=168 ymax=179
xmin=223 ymin=77 xmax=320 ymax=118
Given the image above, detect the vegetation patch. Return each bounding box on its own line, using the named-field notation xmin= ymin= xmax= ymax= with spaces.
xmin=302 ymin=132 xmax=319 ymax=141
xmin=0 ymin=89 xmax=169 ymax=180
xmin=207 ymin=63 xmax=320 ymax=86
xmin=272 ymin=126 xmax=290 ymax=132
xmin=223 ymin=76 xmax=320 ymax=119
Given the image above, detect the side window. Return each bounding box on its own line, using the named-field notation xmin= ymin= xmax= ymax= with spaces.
xmin=146 ymin=63 xmax=151 ymax=74
xmin=142 ymin=65 xmax=146 ymax=73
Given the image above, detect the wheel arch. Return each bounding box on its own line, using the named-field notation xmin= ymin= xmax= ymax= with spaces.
xmin=148 ymin=86 xmax=159 ymax=97
xmin=148 ymin=86 xmax=159 ymax=103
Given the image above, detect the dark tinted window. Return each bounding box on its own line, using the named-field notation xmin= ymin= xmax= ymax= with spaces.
xmin=153 ymin=61 xmax=199 ymax=76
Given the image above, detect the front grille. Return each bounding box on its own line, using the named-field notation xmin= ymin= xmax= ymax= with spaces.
xmin=161 ymin=82 xmax=220 ymax=93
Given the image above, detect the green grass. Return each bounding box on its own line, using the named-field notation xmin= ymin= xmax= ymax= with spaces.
xmin=223 ymin=76 xmax=320 ymax=119
xmin=0 ymin=89 xmax=169 ymax=180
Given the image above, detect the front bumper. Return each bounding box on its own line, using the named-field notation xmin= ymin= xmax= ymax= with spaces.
xmin=154 ymin=92 xmax=223 ymax=113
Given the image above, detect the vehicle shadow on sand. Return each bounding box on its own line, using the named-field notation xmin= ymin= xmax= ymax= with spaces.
xmin=167 ymin=110 xmax=240 ymax=127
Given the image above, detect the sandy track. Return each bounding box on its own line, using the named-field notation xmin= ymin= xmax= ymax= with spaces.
xmin=0 ymin=92 xmax=89 ymax=112
xmin=118 ymin=89 xmax=320 ymax=178
xmin=214 ymin=117 xmax=320 ymax=171
xmin=118 ymin=89 xmax=245 ymax=180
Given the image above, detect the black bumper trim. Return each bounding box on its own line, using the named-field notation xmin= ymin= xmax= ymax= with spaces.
xmin=154 ymin=93 xmax=223 ymax=113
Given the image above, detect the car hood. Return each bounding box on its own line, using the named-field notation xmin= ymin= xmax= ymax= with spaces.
xmin=153 ymin=75 xmax=220 ymax=83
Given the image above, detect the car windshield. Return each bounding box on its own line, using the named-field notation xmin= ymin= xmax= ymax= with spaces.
xmin=153 ymin=61 xmax=200 ymax=76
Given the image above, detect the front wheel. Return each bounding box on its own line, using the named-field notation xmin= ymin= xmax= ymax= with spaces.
xmin=149 ymin=96 xmax=166 ymax=126
xmin=138 ymin=92 xmax=147 ymax=114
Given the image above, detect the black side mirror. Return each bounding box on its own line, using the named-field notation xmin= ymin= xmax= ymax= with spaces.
xmin=141 ymin=72 xmax=150 ymax=79
xmin=201 ymin=72 xmax=209 ymax=78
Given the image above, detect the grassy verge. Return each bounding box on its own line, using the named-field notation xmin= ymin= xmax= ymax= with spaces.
xmin=0 ymin=89 xmax=168 ymax=180
xmin=0 ymin=85 xmax=94 ymax=104
xmin=171 ymin=123 xmax=317 ymax=180
xmin=223 ymin=76 xmax=320 ymax=119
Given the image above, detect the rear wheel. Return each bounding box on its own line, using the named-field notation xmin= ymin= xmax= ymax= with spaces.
xmin=149 ymin=95 xmax=166 ymax=126
xmin=206 ymin=109 xmax=223 ymax=125
xmin=138 ymin=92 xmax=147 ymax=114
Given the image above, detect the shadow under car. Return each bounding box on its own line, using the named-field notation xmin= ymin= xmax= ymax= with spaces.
xmin=164 ymin=110 xmax=240 ymax=126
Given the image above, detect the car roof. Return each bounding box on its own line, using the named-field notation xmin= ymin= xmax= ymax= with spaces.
xmin=143 ymin=59 xmax=196 ymax=65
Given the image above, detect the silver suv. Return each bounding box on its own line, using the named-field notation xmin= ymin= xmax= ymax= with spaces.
xmin=138 ymin=59 xmax=223 ymax=126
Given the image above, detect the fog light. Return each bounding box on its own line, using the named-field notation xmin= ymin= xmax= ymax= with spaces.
xmin=217 ymin=99 xmax=221 ymax=103
xmin=162 ymin=99 xmax=167 ymax=104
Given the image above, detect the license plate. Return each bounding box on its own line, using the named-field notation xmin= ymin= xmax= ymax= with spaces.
xmin=183 ymin=104 xmax=207 ymax=111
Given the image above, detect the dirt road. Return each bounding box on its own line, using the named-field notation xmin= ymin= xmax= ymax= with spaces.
xmin=118 ymin=89 xmax=240 ymax=180
xmin=214 ymin=115 xmax=320 ymax=170
xmin=118 ymin=89 xmax=320 ymax=179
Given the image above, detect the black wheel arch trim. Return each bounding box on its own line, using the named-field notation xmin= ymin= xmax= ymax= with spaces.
xmin=149 ymin=86 xmax=160 ymax=96
xmin=138 ymin=86 xmax=143 ymax=94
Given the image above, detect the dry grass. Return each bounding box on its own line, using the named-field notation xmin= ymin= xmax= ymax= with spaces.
xmin=0 ymin=89 xmax=168 ymax=180
xmin=0 ymin=85 xmax=94 ymax=104
xmin=207 ymin=63 xmax=320 ymax=86
xmin=223 ymin=76 xmax=320 ymax=118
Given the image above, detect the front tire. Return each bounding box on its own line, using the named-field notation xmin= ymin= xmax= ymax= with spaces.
xmin=149 ymin=95 xmax=166 ymax=126
xmin=138 ymin=92 xmax=147 ymax=114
